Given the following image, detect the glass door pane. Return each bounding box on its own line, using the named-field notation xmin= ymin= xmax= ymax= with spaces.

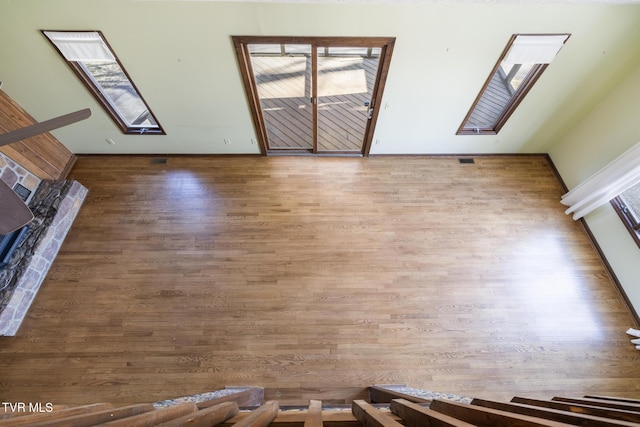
xmin=316 ymin=47 xmax=380 ymax=153
xmin=248 ymin=44 xmax=313 ymax=150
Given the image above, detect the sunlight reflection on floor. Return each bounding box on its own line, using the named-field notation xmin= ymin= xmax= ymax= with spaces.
xmin=507 ymin=231 xmax=605 ymax=341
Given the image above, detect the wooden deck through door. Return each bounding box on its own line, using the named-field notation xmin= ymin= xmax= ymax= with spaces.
xmin=232 ymin=36 xmax=395 ymax=156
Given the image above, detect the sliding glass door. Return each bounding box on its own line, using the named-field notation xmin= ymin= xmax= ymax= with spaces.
xmin=234 ymin=37 xmax=394 ymax=156
xmin=247 ymin=44 xmax=313 ymax=150
xmin=316 ymin=46 xmax=381 ymax=153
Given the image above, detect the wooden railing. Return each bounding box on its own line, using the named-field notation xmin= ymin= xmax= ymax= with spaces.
xmin=2 ymin=386 xmax=639 ymax=426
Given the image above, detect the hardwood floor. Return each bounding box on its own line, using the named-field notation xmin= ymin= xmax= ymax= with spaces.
xmin=1 ymin=155 xmax=638 ymax=407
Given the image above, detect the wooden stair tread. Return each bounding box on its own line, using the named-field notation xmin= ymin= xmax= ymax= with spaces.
xmin=197 ymin=388 xmax=264 ymax=409
xmin=101 ymin=402 xmax=197 ymax=426
xmin=22 ymin=404 xmax=155 ymax=427
xmin=552 ymin=396 xmax=640 ymax=413
xmin=391 ymin=398 xmax=476 ymax=427
xmin=352 ymin=400 xmax=404 ymax=427
xmin=472 ymin=397 xmax=639 ymax=426
xmin=226 ymin=401 xmax=279 ymax=427
xmin=369 ymin=385 xmax=431 ymax=404
xmin=155 ymin=401 xmax=238 ymax=427
xmin=263 ymin=387 xmax=368 ymax=406
xmin=511 ymin=396 xmax=640 ymax=423
xmin=585 ymin=396 xmax=640 ymax=405
xmin=431 ymin=398 xmax=576 ymax=426
xmin=0 ymin=404 xmax=113 ymax=425
xmin=5 ymin=386 xmax=640 ymax=426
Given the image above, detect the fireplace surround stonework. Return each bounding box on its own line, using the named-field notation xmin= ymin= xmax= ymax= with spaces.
xmin=0 ymin=152 xmax=41 ymax=198
xmin=0 ymin=152 xmax=87 ymax=336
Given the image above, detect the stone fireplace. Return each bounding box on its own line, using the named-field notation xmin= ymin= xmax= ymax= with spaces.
xmin=0 ymin=152 xmax=87 ymax=336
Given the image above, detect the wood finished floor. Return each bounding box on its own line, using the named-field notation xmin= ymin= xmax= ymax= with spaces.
xmin=1 ymin=155 xmax=639 ymax=407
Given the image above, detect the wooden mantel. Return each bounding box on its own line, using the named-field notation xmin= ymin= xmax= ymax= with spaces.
xmin=0 ymin=89 xmax=76 ymax=179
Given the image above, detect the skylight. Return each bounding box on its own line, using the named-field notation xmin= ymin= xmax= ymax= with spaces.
xmin=43 ymin=30 xmax=164 ymax=135
xmin=457 ymin=34 xmax=570 ymax=135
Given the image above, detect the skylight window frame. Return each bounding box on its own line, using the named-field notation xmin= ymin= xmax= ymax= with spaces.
xmin=42 ymin=30 xmax=165 ymax=135
xmin=457 ymin=33 xmax=569 ymax=136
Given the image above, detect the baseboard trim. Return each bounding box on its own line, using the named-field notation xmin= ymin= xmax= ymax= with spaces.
xmin=544 ymin=154 xmax=640 ymax=327
xmin=368 ymin=152 xmax=550 ymax=157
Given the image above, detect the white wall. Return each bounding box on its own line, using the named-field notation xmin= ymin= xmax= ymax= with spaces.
xmin=1 ymin=1 xmax=640 ymax=154
xmin=549 ymin=62 xmax=640 ymax=318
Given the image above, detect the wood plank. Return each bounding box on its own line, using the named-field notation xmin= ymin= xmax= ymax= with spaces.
xmin=0 ymin=404 xmax=113 ymax=426
xmin=261 ymin=99 xmax=313 ymax=149
xmin=0 ymin=155 xmax=637 ymax=406
xmin=197 ymin=388 xmax=265 ymax=409
xmin=251 ymin=55 xmax=313 ymax=149
xmin=1 ymin=406 xmax=69 ymax=420
xmin=0 ymin=89 xmax=76 ymax=179
xmin=368 ymin=386 xmax=430 ymax=404
xmin=102 ymin=402 xmax=197 ymax=426
xmin=552 ymin=397 xmax=640 ymax=413
xmin=430 ymin=399 xmax=574 ymax=427
xmin=351 ymin=400 xmax=403 ymax=427
xmin=390 ymin=398 xmax=475 ymax=427
xmin=304 ymin=400 xmax=323 ymax=427
xmin=23 ymin=404 xmax=155 ymax=427
xmin=464 ymin=68 xmax=513 ymax=130
xmin=584 ymin=396 xmax=640 ymax=405
xmin=155 ymin=401 xmax=238 ymax=427
xmin=264 ymin=387 xmax=367 ymax=406
xmin=471 ymin=397 xmax=638 ymax=427
xmin=511 ymin=397 xmax=640 ymax=424
xmin=230 ymin=401 xmax=278 ymax=427
xmin=219 ymin=408 xmax=359 ymax=427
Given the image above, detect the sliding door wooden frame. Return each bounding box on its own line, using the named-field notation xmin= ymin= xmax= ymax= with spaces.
xmin=231 ymin=36 xmax=395 ymax=156
xmin=232 ymin=38 xmax=270 ymax=155
xmin=361 ymin=40 xmax=394 ymax=156
xmin=312 ymin=45 xmax=318 ymax=153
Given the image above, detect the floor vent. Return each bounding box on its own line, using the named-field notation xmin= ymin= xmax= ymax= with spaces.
xmin=150 ymin=158 xmax=168 ymax=165
xmin=458 ymin=158 xmax=475 ymax=164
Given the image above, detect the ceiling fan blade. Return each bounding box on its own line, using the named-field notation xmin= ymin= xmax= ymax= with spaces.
xmin=0 ymin=180 xmax=34 ymax=235
xmin=0 ymin=108 xmax=91 ymax=147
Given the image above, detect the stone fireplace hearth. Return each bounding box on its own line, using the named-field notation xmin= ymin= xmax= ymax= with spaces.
xmin=0 ymin=153 xmax=87 ymax=336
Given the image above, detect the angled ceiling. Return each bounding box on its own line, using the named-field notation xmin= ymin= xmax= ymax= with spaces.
xmin=1 ymin=0 xmax=640 ymax=155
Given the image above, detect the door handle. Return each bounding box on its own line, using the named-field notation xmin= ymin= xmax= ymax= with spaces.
xmin=364 ymin=101 xmax=374 ymax=119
